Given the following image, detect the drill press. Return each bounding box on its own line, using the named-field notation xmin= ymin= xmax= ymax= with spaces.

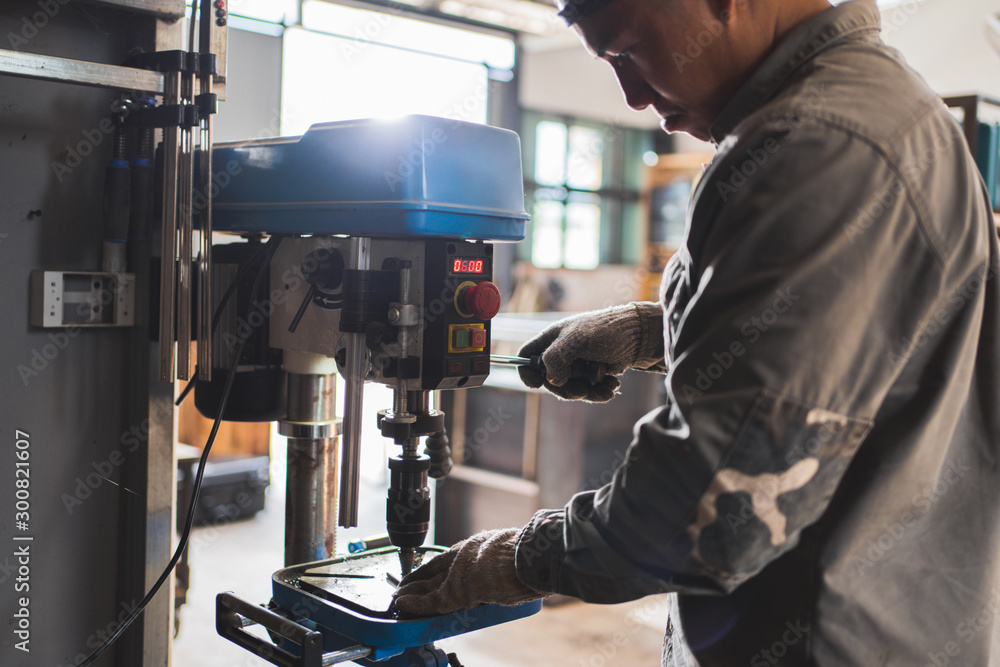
xmin=204 ymin=116 xmax=540 ymax=666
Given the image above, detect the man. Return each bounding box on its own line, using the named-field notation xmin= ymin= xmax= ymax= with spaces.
xmin=395 ymin=0 xmax=1000 ymax=664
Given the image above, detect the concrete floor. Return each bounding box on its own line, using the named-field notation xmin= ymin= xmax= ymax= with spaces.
xmin=173 ymin=384 xmax=668 ymax=666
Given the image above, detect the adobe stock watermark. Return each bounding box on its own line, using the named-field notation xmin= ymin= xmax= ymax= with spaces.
xmin=337 ymin=1 xmax=408 ymax=63
xmin=219 ymin=242 xmax=332 ymax=354
xmin=50 ymin=98 xmax=136 ymax=183
xmin=567 ymin=124 xmax=621 ymax=189
xmin=580 ymin=448 xmax=633 ymax=492
xmin=715 ymin=82 xmax=832 ymax=202
xmin=844 ymin=125 xmax=956 ymax=245
xmin=60 ymin=400 xmax=173 ymax=513
xmin=750 ymin=618 xmax=810 ymax=666
xmin=853 ymin=458 xmax=971 ymax=576
xmin=17 ymin=274 xmax=135 ymax=386
xmin=880 ymin=0 xmax=925 ymax=39
xmin=187 ymin=478 xmax=270 ymax=559
xmin=383 ymin=125 xmax=449 ymax=192
xmin=573 ymin=583 xmax=677 ymax=667
xmin=888 ymin=261 xmax=997 ymax=370
xmin=382 ymin=81 xmax=489 ymax=192
xmin=678 ymin=286 xmax=799 ymax=404
xmin=672 ymin=0 xmax=749 ymax=72
xmin=459 ymin=405 xmax=513 ymax=460
xmin=57 ymin=599 xmax=140 ymax=667
xmin=921 ymin=586 xmax=1000 ymax=667
xmin=6 ymin=0 xmax=70 ymax=51
xmin=603 ymin=264 xmax=654 ymax=309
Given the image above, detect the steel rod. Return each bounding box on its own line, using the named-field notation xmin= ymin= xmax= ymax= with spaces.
xmin=157 ymin=71 xmax=182 ymax=381
xmin=322 ymin=646 xmax=373 ymax=665
xmin=176 ymin=70 xmax=196 ymax=380
xmin=339 ymin=237 xmax=371 ymax=528
xmin=197 ymin=61 xmax=214 ymax=380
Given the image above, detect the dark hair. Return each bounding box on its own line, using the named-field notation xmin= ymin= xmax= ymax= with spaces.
xmin=557 ymin=0 xmax=619 ymax=25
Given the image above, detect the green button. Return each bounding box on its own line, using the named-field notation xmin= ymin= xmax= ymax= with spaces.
xmin=454 ymin=328 xmax=470 ymax=348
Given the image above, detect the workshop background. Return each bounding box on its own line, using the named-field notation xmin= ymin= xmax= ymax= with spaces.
xmin=1 ymin=0 xmax=999 ymax=666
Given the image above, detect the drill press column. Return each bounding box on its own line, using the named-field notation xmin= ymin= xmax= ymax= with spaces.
xmin=280 ymin=358 xmax=341 ymax=566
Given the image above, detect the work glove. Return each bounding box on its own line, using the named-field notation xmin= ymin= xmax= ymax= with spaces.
xmin=392 ymin=529 xmax=546 ymax=618
xmin=518 ymin=302 xmax=665 ymax=402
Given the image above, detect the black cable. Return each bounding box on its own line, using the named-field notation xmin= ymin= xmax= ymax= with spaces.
xmin=80 ymin=235 xmax=282 ymax=666
xmin=175 ymin=240 xmax=270 ymax=407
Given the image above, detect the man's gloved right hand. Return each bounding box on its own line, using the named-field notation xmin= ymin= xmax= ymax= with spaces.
xmin=517 ymin=302 xmax=665 ymax=402
xmin=392 ymin=529 xmax=545 ymax=618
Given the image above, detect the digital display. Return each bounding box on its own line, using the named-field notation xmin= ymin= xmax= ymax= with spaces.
xmin=451 ymin=257 xmax=486 ymax=274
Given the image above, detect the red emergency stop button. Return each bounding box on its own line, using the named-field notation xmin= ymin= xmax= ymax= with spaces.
xmin=459 ymin=281 xmax=501 ymax=320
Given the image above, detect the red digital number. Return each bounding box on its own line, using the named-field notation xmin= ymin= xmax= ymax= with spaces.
xmin=452 ymin=258 xmax=485 ymax=273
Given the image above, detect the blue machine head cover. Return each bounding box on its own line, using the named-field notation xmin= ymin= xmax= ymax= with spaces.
xmin=211 ymin=115 xmax=528 ymax=241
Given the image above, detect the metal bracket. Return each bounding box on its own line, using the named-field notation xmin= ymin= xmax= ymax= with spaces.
xmin=217 ymin=592 xmax=373 ymax=667
xmin=29 ymin=270 xmax=135 ymax=328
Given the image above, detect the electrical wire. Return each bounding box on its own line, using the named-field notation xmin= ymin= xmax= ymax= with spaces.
xmin=175 ymin=239 xmax=270 ymax=407
xmin=79 ymin=235 xmax=283 ymax=666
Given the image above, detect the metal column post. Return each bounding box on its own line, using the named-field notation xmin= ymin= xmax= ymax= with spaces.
xmin=280 ymin=373 xmax=341 ymax=566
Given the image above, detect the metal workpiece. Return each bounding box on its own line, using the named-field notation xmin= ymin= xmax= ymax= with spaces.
xmin=339 ymin=237 xmax=371 ymax=529
xmin=0 ymin=48 xmax=166 ymax=93
xmin=157 ymin=70 xmax=182 ymax=381
xmin=283 ymin=372 xmax=340 ymax=567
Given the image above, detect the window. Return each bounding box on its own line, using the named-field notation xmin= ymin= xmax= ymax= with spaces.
xmin=279 ymin=2 xmax=515 ymax=134
xmin=522 ymin=112 xmax=651 ymax=269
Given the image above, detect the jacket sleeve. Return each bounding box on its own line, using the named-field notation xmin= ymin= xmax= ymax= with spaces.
xmin=514 ymin=120 xmax=972 ymax=601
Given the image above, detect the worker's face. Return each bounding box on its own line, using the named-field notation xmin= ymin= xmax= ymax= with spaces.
xmin=571 ymin=0 xmax=750 ymax=141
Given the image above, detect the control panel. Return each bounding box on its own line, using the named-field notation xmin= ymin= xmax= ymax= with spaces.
xmin=267 ymin=236 xmax=499 ymax=392
xmin=423 ymin=241 xmax=497 ymax=390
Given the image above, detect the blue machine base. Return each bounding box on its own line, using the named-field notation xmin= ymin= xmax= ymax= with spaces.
xmin=271 ymin=547 xmax=542 ymax=664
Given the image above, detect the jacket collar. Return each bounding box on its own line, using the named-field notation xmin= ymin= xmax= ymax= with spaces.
xmin=709 ymin=0 xmax=883 ymax=143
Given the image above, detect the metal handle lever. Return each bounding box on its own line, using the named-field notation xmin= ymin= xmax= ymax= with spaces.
xmin=217 ymin=592 xmax=323 ymax=667
xmin=489 ymin=355 xmax=608 ymax=385
xmin=217 ymin=592 xmax=375 ymax=667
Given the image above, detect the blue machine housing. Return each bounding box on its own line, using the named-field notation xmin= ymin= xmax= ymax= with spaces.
xmin=211 ymin=115 xmax=529 ymax=241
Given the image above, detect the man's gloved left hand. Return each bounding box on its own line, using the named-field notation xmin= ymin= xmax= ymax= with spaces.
xmin=391 ymin=529 xmax=546 ymax=618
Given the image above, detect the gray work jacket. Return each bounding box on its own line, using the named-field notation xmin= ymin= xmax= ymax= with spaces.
xmin=515 ymin=1 xmax=1000 ymax=665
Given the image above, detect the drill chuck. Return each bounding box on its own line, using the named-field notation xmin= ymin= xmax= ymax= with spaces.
xmin=386 ymin=454 xmax=431 ymax=551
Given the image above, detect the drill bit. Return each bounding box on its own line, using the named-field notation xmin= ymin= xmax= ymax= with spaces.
xmin=398 ymin=547 xmax=416 ymax=577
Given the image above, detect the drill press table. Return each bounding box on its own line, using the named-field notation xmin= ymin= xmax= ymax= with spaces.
xmin=218 ymin=547 xmax=542 ymax=666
